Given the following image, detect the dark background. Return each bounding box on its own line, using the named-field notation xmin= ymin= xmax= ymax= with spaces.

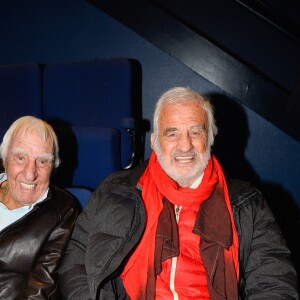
xmin=0 ymin=0 xmax=299 ymax=278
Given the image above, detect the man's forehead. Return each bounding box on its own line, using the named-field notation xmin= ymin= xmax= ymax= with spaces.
xmin=161 ymin=102 xmax=206 ymax=116
xmin=159 ymin=107 xmax=207 ymax=126
xmin=12 ymin=129 xmax=50 ymax=142
xmin=10 ymin=131 xmax=53 ymax=151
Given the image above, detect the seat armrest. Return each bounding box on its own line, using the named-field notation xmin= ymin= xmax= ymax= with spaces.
xmin=121 ymin=118 xmax=150 ymax=169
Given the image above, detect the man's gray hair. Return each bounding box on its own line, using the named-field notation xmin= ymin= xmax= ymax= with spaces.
xmin=153 ymin=87 xmax=218 ymax=148
xmin=0 ymin=116 xmax=60 ymax=168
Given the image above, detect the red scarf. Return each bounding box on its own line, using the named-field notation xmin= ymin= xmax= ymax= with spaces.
xmin=121 ymin=152 xmax=239 ymax=299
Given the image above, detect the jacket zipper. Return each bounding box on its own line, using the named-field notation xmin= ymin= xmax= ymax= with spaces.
xmin=169 ymin=205 xmax=182 ymax=300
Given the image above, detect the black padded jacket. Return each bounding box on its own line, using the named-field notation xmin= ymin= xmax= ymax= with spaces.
xmin=59 ymin=161 xmax=299 ymax=300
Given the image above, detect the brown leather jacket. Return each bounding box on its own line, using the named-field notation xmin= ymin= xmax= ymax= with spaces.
xmin=0 ymin=186 xmax=79 ymax=300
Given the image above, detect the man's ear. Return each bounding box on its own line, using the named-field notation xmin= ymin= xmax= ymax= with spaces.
xmin=150 ymin=133 xmax=155 ymax=149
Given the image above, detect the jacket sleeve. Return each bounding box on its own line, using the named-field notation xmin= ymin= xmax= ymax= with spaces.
xmin=58 ymin=205 xmax=93 ymax=299
xmin=58 ymin=172 xmax=145 ymax=300
xmin=17 ymin=201 xmax=79 ymax=300
xmin=57 ymin=185 xmax=116 ymax=300
xmin=234 ymin=186 xmax=299 ymax=299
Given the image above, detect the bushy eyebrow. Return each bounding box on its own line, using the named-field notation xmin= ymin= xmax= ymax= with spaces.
xmin=36 ymin=153 xmax=54 ymax=161
xmin=11 ymin=147 xmax=27 ymax=155
xmin=163 ymin=124 xmax=206 ymax=136
xmin=190 ymin=124 xmax=206 ymax=131
xmin=10 ymin=147 xmax=54 ymax=161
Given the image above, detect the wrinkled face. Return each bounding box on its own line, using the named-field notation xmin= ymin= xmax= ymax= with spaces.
xmin=4 ymin=129 xmax=54 ymax=209
xmin=151 ymin=101 xmax=211 ymax=187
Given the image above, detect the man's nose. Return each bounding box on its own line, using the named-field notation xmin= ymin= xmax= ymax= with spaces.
xmin=23 ymin=160 xmax=38 ymax=181
xmin=177 ymin=133 xmax=193 ymax=152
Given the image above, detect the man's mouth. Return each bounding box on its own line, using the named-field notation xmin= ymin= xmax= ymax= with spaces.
xmin=20 ymin=182 xmax=36 ymax=189
xmin=174 ymin=155 xmax=195 ymax=163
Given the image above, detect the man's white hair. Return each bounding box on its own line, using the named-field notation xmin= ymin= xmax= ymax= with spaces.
xmin=153 ymin=87 xmax=218 ymax=149
xmin=0 ymin=115 xmax=60 ymax=168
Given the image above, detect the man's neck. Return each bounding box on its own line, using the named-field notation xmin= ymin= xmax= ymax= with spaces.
xmin=189 ymin=173 xmax=204 ymax=189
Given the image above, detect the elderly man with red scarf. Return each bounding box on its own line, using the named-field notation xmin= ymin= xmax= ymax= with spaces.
xmin=59 ymin=87 xmax=298 ymax=300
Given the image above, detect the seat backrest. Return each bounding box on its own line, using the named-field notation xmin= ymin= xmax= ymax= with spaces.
xmin=65 ymin=187 xmax=92 ymax=209
xmin=42 ymin=58 xmax=136 ymax=168
xmin=0 ymin=63 xmax=43 ymax=139
xmin=53 ymin=126 xmax=121 ymax=190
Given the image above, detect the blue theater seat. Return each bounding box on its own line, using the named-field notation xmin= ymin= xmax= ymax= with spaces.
xmin=53 ymin=126 xmax=121 ymax=190
xmin=65 ymin=187 xmax=92 ymax=209
xmin=43 ymin=58 xmax=143 ymax=190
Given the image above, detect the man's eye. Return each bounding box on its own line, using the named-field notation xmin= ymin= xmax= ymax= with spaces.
xmin=167 ymin=133 xmax=176 ymax=137
xmin=12 ymin=154 xmax=27 ymax=165
xmin=189 ymin=128 xmax=206 ymax=138
xmin=166 ymin=132 xmax=178 ymax=140
xmin=190 ymin=130 xmax=202 ymax=137
xmin=37 ymin=159 xmax=51 ymax=168
xmin=14 ymin=154 xmax=27 ymax=163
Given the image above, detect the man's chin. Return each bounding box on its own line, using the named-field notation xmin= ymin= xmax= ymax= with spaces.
xmin=167 ymin=166 xmax=199 ymax=180
xmin=172 ymin=163 xmax=198 ymax=173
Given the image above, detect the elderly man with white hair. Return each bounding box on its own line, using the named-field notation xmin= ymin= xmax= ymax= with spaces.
xmin=59 ymin=87 xmax=298 ymax=300
xmin=0 ymin=116 xmax=79 ymax=299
